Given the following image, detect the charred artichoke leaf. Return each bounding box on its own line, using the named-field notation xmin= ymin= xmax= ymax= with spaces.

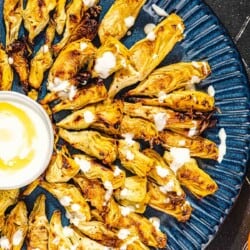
xmin=73 ymin=174 xmax=106 ymax=211
xmin=40 ymin=181 xmax=91 ymax=226
xmin=159 ymin=130 xmax=219 ymax=160
xmin=45 ymin=146 xmax=80 ymax=183
xmin=134 ymin=90 xmax=215 ymax=112
xmin=68 ymin=5 xmax=102 ymax=43
xmin=53 ymin=0 xmax=85 ymax=54
xmin=0 ymin=45 xmax=13 ymax=90
xmin=163 ymin=152 xmax=218 ymax=198
xmin=114 ymin=176 xmax=149 ymax=213
xmin=73 ymin=154 xmax=125 ymax=189
xmin=57 ymin=98 xmax=123 ymax=135
xmin=29 ymin=21 xmax=56 ymax=91
xmin=108 ymin=13 xmax=184 ymax=98
xmin=120 ymin=115 xmax=158 ymax=142
xmin=0 ymin=189 xmax=19 ymax=219
xmin=92 ymin=36 xmax=130 ymax=79
xmin=123 ymin=102 xmax=210 ymax=132
xmin=49 ymin=211 xmax=110 ymax=250
xmin=118 ymin=139 xmax=154 ymax=177
xmin=118 ymin=212 xmax=167 ymax=248
xmin=50 ymin=80 xmax=108 ymax=112
xmin=7 ymin=38 xmax=31 ymax=93
xmin=53 ymin=0 xmax=67 ymax=35
xmin=1 ymin=201 xmax=28 ymax=250
xmin=127 ymin=61 xmax=211 ymax=97
xmin=23 ymin=0 xmax=56 ymax=42
xmin=26 ymin=194 xmax=49 ymax=250
xmin=44 ymin=39 xmax=96 ymax=103
xmin=143 ymin=149 xmax=185 ymax=197
xmin=3 ymin=0 xmax=23 ymax=46
xmin=98 ymin=0 xmax=146 ymax=43
xmin=59 ymin=128 xmax=117 ymax=164
xmin=76 ymin=221 xmax=122 ymax=248
xmin=148 ymin=182 xmax=192 ymax=222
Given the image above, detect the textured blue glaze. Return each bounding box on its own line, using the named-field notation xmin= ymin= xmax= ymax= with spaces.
xmin=0 ymin=0 xmax=249 ymax=249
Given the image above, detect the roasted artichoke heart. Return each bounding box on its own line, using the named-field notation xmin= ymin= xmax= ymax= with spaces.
xmin=40 ymin=181 xmax=91 ymax=226
xmin=98 ymin=0 xmax=146 ymax=43
xmin=48 ymin=39 xmax=96 ymax=89
xmin=3 ymin=0 xmax=23 ymax=46
xmin=163 ymin=152 xmax=218 ymax=198
xmin=53 ymin=0 xmax=67 ymax=35
xmin=108 ymin=13 xmax=185 ymax=98
xmin=73 ymin=154 xmax=125 ymax=189
xmin=159 ymin=130 xmax=219 ymax=160
xmin=143 ymin=149 xmax=185 ymax=196
xmin=45 ymin=146 xmax=80 ymax=183
xmin=7 ymin=38 xmax=31 ymax=93
xmin=0 ymin=45 xmax=13 ymax=90
xmin=118 ymin=139 xmax=154 ymax=177
xmin=120 ymin=115 xmax=158 ymax=142
xmin=23 ymin=0 xmax=56 ymax=42
xmin=52 ymin=0 xmax=85 ymax=54
xmin=123 ymin=102 xmax=212 ymax=133
xmin=92 ymin=36 xmax=130 ymax=79
xmin=0 ymin=189 xmax=19 ymax=219
xmin=114 ymin=176 xmax=149 ymax=213
xmin=59 ymin=128 xmax=117 ymax=164
xmin=49 ymin=210 xmax=110 ymax=250
xmin=26 ymin=194 xmax=49 ymax=250
xmin=29 ymin=21 xmax=56 ymax=91
xmin=127 ymin=61 xmax=211 ymax=97
xmin=73 ymin=174 xmax=106 ymax=211
xmin=48 ymin=80 xmax=108 ymax=112
xmin=1 ymin=201 xmax=28 ymax=250
xmin=148 ymin=182 xmax=192 ymax=222
xmin=134 ymin=90 xmax=215 ymax=112
xmin=57 ymin=99 xmax=123 ymax=135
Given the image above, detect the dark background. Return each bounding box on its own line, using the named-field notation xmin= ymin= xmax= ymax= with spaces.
xmin=204 ymin=1 xmax=250 ymax=249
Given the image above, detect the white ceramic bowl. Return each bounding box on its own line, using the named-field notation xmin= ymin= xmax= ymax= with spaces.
xmin=0 ymin=91 xmax=54 ymax=189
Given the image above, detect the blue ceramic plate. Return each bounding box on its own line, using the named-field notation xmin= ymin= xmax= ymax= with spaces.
xmin=0 ymin=0 xmax=250 ymax=249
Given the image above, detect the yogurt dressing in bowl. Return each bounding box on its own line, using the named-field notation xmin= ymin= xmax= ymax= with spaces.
xmin=0 ymin=91 xmax=54 ymax=189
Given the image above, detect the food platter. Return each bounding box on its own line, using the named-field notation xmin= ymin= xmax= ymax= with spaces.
xmin=0 ymin=0 xmax=250 ymax=249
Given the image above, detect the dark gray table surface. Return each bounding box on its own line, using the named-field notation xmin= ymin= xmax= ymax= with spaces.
xmin=203 ymin=1 xmax=250 ymax=249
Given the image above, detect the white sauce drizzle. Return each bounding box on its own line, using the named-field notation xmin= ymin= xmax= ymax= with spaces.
xmin=124 ymin=16 xmax=135 ymax=28
xmin=74 ymin=157 xmax=91 ymax=173
xmin=125 ymin=150 xmax=134 ymax=161
xmin=63 ymin=226 xmax=74 ymax=237
xmin=156 ymin=165 xmax=170 ymax=178
xmin=80 ymin=42 xmax=88 ymax=51
xmin=82 ymin=0 xmax=96 ymax=8
xmin=153 ymin=112 xmax=168 ymax=131
xmin=207 ymin=85 xmax=215 ymax=97
xmin=83 ymin=110 xmax=95 ymax=124
xmin=118 ymin=229 xmax=130 ymax=240
xmin=113 ymin=165 xmax=122 ymax=176
xmin=158 ymin=91 xmax=168 ymax=103
xmin=144 ymin=23 xmax=156 ymax=35
xmin=149 ymin=217 xmax=161 ymax=231
xmin=94 ymin=51 xmax=116 ymax=79
xmin=120 ymin=205 xmax=135 ymax=216
xmin=218 ymin=128 xmax=227 ymax=163
xmin=59 ymin=196 xmax=72 ymax=206
xmin=152 ymin=4 xmax=168 ymax=17
xmin=71 ymin=203 xmax=81 ymax=211
xmin=8 ymin=57 xmax=14 ymax=65
xmin=147 ymin=31 xmax=156 ymax=41
xmin=42 ymin=45 xmax=49 ymax=53
xmin=12 ymin=230 xmax=23 ymax=246
xmin=0 ymin=236 xmax=10 ymax=250
xmin=159 ymin=180 xmax=175 ymax=193
xmin=122 ymin=133 xmax=135 ymax=146
xmin=169 ymin=147 xmax=190 ymax=173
